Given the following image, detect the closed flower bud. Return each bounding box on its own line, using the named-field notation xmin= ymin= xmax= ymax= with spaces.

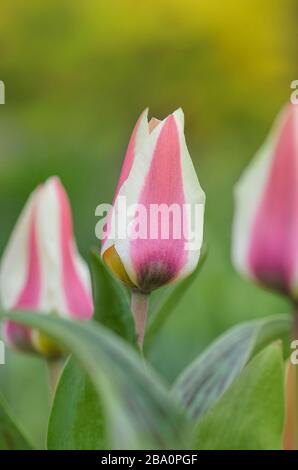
xmin=232 ymin=104 xmax=298 ymax=298
xmin=0 ymin=177 xmax=93 ymax=356
xmin=101 ymin=108 xmax=205 ymax=294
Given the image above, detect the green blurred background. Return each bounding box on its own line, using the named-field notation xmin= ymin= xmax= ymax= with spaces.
xmin=0 ymin=0 xmax=296 ymax=448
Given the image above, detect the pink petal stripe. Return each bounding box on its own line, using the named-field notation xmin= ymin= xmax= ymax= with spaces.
xmin=55 ymin=180 xmax=93 ymax=318
xmin=131 ymin=114 xmax=187 ymax=292
xmin=6 ymin=195 xmax=41 ymax=349
xmin=3 ymin=321 xmax=33 ymax=352
xmin=14 ymin=197 xmax=41 ymax=309
xmin=102 ymin=111 xmax=146 ymax=247
xmin=248 ymin=105 xmax=298 ymax=293
xmin=114 ymin=111 xmax=146 ymax=201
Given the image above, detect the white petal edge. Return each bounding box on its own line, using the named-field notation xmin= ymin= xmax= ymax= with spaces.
xmin=171 ymin=108 xmax=205 ymax=281
xmin=37 ymin=177 xmax=92 ymax=317
xmin=112 ymin=113 xmax=170 ymax=286
xmin=101 ymin=108 xmax=150 ymax=255
xmin=0 ymin=188 xmax=40 ymax=310
xmin=36 ymin=177 xmax=67 ymax=315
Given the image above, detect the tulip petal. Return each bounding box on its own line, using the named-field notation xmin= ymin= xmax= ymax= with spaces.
xmin=0 ymin=188 xmax=41 ymax=310
xmin=172 ymin=109 xmax=205 ymax=280
xmin=37 ymin=177 xmax=93 ymax=318
xmin=102 ymin=109 xmax=149 ymax=253
xmin=131 ymin=113 xmax=187 ymax=292
xmin=0 ymin=177 xmax=93 ymax=354
xmin=3 ymin=321 xmax=34 ymax=353
xmin=0 ymin=188 xmax=42 ymax=351
xmin=114 ymin=109 xmax=205 ymax=292
xmin=232 ymin=104 xmax=298 ymax=296
xmin=55 ymin=179 xmax=93 ymax=318
xmin=113 ymin=108 xmax=150 ymax=200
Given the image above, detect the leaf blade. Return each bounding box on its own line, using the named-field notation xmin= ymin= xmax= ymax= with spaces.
xmin=47 ymin=356 xmax=107 ymax=450
xmin=0 ymin=392 xmax=34 ymax=450
xmin=90 ymin=249 xmax=135 ymax=343
xmin=194 ymin=343 xmax=285 ymax=450
xmin=0 ymin=311 xmax=190 ymax=450
xmin=173 ymin=315 xmax=290 ymax=421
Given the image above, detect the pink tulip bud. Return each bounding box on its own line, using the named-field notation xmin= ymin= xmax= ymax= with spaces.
xmin=101 ymin=108 xmax=205 ymax=295
xmin=0 ymin=177 xmax=93 ymax=356
xmin=232 ymin=104 xmax=298 ymax=298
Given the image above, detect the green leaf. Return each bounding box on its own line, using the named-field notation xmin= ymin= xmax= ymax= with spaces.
xmin=0 ymin=347 xmax=50 ymax=449
xmin=48 ymin=356 xmax=107 ymax=450
xmin=145 ymin=245 xmax=207 ymax=350
xmin=90 ymin=250 xmax=135 ymax=343
xmin=0 ymin=311 xmax=190 ymax=450
xmin=173 ymin=315 xmax=290 ymax=421
xmin=194 ymin=343 xmax=285 ymax=450
xmin=0 ymin=392 xmax=33 ymax=450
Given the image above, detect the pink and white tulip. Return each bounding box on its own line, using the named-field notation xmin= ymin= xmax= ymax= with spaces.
xmin=232 ymin=104 xmax=298 ymax=298
xmin=101 ymin=108 xmax=205 ymax=295
xmin=0 ymin=177 xmax=93 ymax=355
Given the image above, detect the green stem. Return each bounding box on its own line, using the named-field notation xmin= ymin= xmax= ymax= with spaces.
xmin=47 ymin=359 xmax=62 ymax=400
xmin=130 ymin=291 xmax=149 ymax=351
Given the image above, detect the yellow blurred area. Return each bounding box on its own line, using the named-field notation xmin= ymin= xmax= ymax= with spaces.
xmin=0 ymin=0 xmax=295 ymax=128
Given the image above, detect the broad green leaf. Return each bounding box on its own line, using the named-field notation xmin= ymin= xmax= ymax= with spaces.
xmin=0 ymin=346 xmax=50 ymax=449
xmin=173 ymin=315 xmax=290 ymax=421
xmin=90 ymin=250 xmax=135 ymax=343
xmin=145 ymin=245 xmax=207 ymax=350
xmin=48 ymin=356 xmax=107 ymax=450
xmin=0 ymin=311 xmax=190 ymax=450
xmin=0 ymin=392 xmax=33 ymax=450
xmin=194 ymin=343 xmax=285 ymax=450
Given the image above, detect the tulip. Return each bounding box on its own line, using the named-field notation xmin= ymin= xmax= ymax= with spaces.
xmin=233 ymin=104 xmax=298 ymax=449
xmin=232 ymin=104 xmax=298 ymax=298
xmin=101 ymin=108 xmax=205 ymax=346
xmin=0 ymin=177 xmax=93 ymax=356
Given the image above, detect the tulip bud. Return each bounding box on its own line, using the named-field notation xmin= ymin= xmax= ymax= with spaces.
xmin=101 ymin=108 xmax=205 ymax=293
xmin=101 ymin=109 xmax=205 ymax=346
xmin=232 ymin=104 xmax=298 ymax=298
xmin=0 ymin=177 xmax=93 ymax=356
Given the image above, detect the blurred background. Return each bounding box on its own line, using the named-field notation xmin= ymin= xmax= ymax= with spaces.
xmin=0 ymin=0 xmax=296 ymax=448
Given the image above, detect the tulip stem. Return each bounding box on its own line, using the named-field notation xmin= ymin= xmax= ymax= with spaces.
xmin=47 ymin=359 xmax=62 ymax=400
xmin=131 ymin=291 xmax=149 ymax=351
